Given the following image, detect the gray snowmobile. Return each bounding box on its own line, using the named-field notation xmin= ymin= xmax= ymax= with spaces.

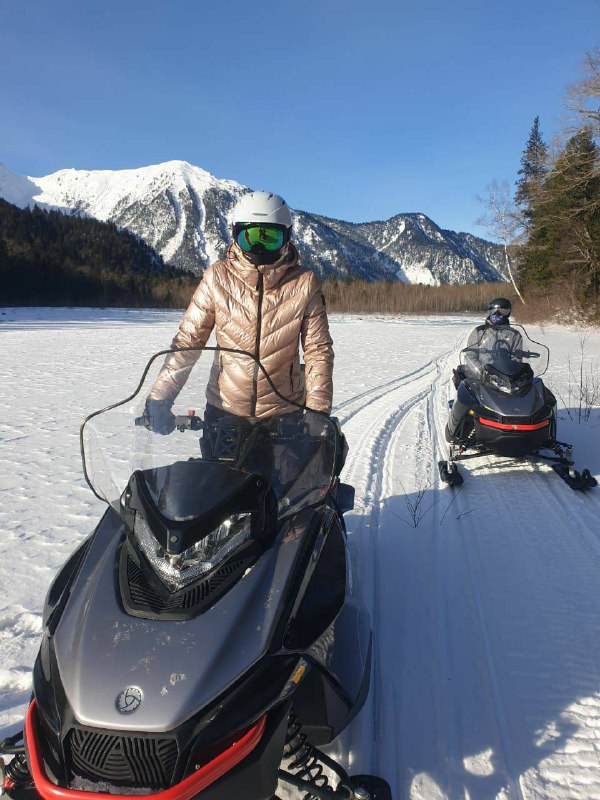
xmin=0 ymin=347 xmax=391 ymax=800
xmin=438 ymin=324 xmax=597 ymax=491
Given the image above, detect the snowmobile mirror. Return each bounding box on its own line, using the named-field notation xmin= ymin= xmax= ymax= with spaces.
xmin=337 ymin=483 xmax=355 ymax=514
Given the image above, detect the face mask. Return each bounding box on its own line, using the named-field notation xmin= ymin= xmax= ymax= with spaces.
xmin=490 ymin=312 xmax=508 ymax=325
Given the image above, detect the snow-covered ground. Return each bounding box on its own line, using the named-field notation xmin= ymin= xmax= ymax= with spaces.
xmin=1 ymin=308 xmax=600 ymax=799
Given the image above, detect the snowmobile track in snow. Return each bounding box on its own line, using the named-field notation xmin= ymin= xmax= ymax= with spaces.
xmin=340 ymin=349 xmax=451 ymax=789
xmin=334 ymin=351 xmax=455 ymax=427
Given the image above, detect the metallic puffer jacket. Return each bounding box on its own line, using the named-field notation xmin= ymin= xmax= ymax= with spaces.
xmin=149 ymin=243 xmax=334 ymax=417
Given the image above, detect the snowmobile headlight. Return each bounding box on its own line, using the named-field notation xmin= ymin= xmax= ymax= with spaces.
xmin=487 ymin=372 xmax=511 ymax=394
xmin=511 ymin=372 xmax=530 ymax=394
xmin=134 ymin=513 xmax=253 ymax=591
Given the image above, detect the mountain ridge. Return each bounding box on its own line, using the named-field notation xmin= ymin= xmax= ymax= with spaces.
xmin=0 ymin=161 xmax=508 ymax=285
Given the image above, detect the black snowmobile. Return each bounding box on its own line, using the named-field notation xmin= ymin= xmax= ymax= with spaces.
xmin=0 ymin=347 xmax=391 ymax=800
xmin=438 ymin=324 xmax=597 ymax=491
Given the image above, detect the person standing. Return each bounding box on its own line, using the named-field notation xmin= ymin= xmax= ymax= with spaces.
xmin=143 ymin=191 xmax=333 ymax=434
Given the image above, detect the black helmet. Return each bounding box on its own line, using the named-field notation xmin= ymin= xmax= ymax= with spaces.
xmin=487 ymin=297 xmax=511 ymax=317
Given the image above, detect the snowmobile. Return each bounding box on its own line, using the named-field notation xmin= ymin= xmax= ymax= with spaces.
xmin=0 ymin=347 xmax=392 ymax=800
xmin=438 ymin=324 xmax=597 ymax=491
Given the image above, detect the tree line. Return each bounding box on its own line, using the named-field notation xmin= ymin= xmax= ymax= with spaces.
xmin=480 ymin=49 xmax=599 ymax=322
xmin=0 ymin=199 xmax=197 ymax=307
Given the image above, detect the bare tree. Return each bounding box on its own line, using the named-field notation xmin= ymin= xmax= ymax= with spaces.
xmin=476 ymin=179 xmax=527 ymax=305
xmin=564 ymin=48 xmax=600 ymax=141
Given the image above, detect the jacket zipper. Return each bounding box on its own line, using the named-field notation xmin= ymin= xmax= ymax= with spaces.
xmin=250 ymin=271 xmax=264 ymax=417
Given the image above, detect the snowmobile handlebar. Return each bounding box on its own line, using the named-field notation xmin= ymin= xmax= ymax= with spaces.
xmin=134 ymin=413 xmax=203 ymax=431
xmin=463 ymin=347 xmax=540 ymax=359
xmin=514 ymin=349 xmax=540 ymax=358
xmin=134 ymin=412 xmax=334 ymax=439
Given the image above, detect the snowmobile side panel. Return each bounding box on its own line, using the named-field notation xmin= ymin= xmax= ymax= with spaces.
xmin=283 ymin=512 xmax=346 ymax=651
xmin=446 ymin=381 xmax=476 ymax=441
xmin=283 ymin=513 xmax=371 ymax=713
xmin=304 ymin=600 xmax=371 ymax=706
xmin=294 ymin=634 xmax=372 ymax=746
xmin=43 ymin=531 xmax=96 ymax=632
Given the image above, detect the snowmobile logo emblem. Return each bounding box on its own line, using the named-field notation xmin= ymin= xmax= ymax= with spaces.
xmin=116 ymin=687 xmax=143 ymax=713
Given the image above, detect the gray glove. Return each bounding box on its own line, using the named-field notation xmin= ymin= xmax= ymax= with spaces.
xmin=141 ymin=398 xmax=176 ymax=435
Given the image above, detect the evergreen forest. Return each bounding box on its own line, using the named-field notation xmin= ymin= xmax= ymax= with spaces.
xmin=508 ymin=49 xmax=600 ymax=320
xmin=0 ymin=199 xmax=197 ymax=307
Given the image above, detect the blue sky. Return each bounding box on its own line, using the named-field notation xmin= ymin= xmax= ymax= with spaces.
xmin=1 ymin=0 xmax=598 ymax=237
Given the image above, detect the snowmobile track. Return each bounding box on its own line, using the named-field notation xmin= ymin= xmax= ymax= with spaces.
xmin=341 ymin=350 xmax=451 ymax=789
xmin=335 ymin=349 xmax=455 ymax=427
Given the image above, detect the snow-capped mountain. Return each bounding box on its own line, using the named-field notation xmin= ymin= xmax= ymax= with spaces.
xmin=0 ymin=161 xmax=508 ymax=284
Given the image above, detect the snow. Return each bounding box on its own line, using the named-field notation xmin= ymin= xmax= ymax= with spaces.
xmin=0 ymin=164 xmax=40 ymax=208
xmin=1 ymin=308 xmax=600 ymax=799
xmin=27 ymin=161 xmax=241 ymax=222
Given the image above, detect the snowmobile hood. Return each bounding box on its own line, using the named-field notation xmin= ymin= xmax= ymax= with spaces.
xmin=51 ymin=507 xmax=312 ymax=733
xmin=473 ymin=378 xmax=545 ymax=418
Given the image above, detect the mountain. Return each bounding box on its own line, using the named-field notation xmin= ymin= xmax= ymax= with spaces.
xmin=0 ymin=161 xmax=508 ymax=285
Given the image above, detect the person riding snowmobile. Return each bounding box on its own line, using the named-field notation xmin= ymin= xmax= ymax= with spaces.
xmin=142 ymin=191 xmax=334 ymax=443
xmin=452 ymin=297 xmax=522 ymax=387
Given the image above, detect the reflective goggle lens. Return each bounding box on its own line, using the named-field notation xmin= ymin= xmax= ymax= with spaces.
xmin=489 ymin=306 xmax=510 ymax=317
xmin=236 ymin=225 xmax=285 ymax=253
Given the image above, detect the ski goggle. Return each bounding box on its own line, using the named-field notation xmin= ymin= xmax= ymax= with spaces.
xmin=235 ymin=224 xmax=286 ymax=253
xmin=488 ymin=305 xmax=511 ymax=317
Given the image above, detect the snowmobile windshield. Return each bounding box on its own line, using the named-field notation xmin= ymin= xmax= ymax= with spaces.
xmin=80 ymin=347 xmax=338 ymax=521
xmin=459 ymin=324 xmax=549 ymax=382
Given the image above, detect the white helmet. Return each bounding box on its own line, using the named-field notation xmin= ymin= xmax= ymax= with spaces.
xmin=232 ymin=191 xmax=292 ymax=228
xmin=231 ymin=191 xmax=293 ymax=265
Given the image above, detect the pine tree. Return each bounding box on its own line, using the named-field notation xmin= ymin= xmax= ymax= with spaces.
xmin=515 ymin=116 xmax=549 ymax=220
xmin=520 ymin=128 xmax=600 ymax=302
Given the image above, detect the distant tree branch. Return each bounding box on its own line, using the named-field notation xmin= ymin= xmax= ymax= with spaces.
xmin=476 ymin=179 xmax=527 ymax=304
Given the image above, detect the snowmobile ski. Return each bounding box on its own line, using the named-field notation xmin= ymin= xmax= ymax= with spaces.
xmin=552 ymin=463 xmax=598 ymax=491
xmin=438 ymin=459 xmax=464 ymax=487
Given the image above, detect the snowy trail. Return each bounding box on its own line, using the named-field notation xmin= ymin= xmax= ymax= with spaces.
xmin=334 ymin=323 xmax=600 ymax=799
xmin=1 ymin=309 xmax=600 ymax=800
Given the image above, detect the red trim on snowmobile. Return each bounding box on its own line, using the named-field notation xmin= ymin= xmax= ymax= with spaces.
xmin=25 ymin=701 xmax=266 ymax=800
xmin=478 ymin=417 xmax=550 ymax=432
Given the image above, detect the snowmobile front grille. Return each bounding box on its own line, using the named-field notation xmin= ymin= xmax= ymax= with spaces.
xmin=120 ymin=544 xmax=253 ymax=620
xmin=67 ymin=728 xmax=178 ymax=789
